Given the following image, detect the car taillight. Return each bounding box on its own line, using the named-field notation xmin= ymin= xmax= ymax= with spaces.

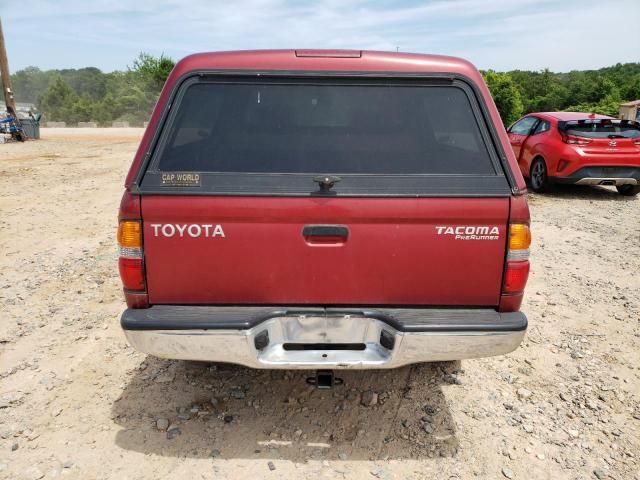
xmin=634 ymin=139 xmax=640 ymax=146
xmin=503 ymin=224 xmax=531 ymax=295
xmin=561 ymin=134 xmax=591 ymax=145
xmin=118 ymin=220 xmax=145 ymax=291
xmin=503 ymin=259 xmax=530 ymax=294
xmin=118 ymin=257 xmax=145 ymax=291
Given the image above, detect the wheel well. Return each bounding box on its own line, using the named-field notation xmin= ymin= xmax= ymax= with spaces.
xmin=529 ymin=156 xmax=546 ymax=175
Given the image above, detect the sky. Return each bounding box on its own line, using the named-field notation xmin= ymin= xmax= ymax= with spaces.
xmin=2 ymin=0 xmax=640 ymax=73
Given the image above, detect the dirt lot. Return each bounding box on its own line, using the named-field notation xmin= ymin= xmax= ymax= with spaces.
xmin=1 ymin=129 xmax=639 ymax=480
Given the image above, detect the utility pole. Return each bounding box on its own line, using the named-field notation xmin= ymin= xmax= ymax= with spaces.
xmin=0 ymin=16 xmax=17 ymax=117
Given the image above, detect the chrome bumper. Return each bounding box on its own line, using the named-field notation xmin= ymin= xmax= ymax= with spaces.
xmin=122 ymin=307 xmax=526 ymax=369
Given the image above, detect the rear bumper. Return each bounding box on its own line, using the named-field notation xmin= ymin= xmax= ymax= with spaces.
xmin=121 ymin=306 xmax=527 ymax=369
xmin=554 ymin=166 xmax=640 ymax=186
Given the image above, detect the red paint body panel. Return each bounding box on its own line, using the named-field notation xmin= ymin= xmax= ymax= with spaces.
xmin=119 ymin=50 xmax=532 ymax=313
xmin=509 ymin=112 xmax=640 ymax=178
xmin=142 ymin=197 xmax=510 ymax=306
xmin=125 ymin=50 xmax=525 ymax=193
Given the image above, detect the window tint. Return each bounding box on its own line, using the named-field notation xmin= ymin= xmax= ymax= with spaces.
xmin=532 ymin=120 xmax=550 ymax=135
xmin=509 ymin=117 xmax=538 ymax=135
xmin=155 ymin=82 xmax=496 ymax=175
xmin=562 ymin=119 xmax=640 ymax=139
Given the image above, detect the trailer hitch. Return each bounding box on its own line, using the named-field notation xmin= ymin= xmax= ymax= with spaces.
xmin=306 ymin=370 xmax=343 ymax=389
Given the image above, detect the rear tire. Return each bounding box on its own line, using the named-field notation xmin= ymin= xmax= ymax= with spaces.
xmin=616 ymin=184 xmax=640 ymax=196
xmin=529 ymin=158 xmax=549 ymax=193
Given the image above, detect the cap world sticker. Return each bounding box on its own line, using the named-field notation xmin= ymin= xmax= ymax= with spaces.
xmin=161 ymin=172 xmax=201 ymax=187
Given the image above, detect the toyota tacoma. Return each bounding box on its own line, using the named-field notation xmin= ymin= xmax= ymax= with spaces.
xmin=118 ymin=50 xmax=531 ymax=373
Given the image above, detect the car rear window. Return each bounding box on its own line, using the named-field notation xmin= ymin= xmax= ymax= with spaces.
xmin=140 ymin=77 xmax=511 ymax=196
xmin=155 ymin=82 xmax=495 ymax=175
xmin=561 ymin=119 xmax=640 ymax=139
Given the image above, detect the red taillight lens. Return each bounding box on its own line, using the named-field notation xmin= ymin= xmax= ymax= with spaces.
xmin=503 ymin=260 xmax=530 ymax=294
xmin=118 ymin=257 xmax=145 ymax=291
xmin=561 ymin=134 xmax=591 ymax=145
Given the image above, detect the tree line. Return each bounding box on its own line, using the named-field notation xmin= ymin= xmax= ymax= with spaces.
xmin=12 ymin=53 xmax=175 ymax=126
xmin=11 ymin=53 xmax=640 ymax=127
xmin=482 ymin=63 xmax=640 ymax=126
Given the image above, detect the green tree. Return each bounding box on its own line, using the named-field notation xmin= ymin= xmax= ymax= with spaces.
xmin=528 ymin=83 xmax=570 ymax=112
xmin=587 ymin=76 xmax=619 ymax=103
xmin=68 ymin=96 xmax=96 ymax=123
xmin=482 ymin=70 xmax=524 ymax=125
xmin=39 ymin=76 xmax=78 ymax=121
xmin=130 ymin=52 xmax=175 ymax=91
xmin=11 ymin=66 xmax=51 ymax=103
xmin=63 ymin=67 xmax=107 ymax=101
xmin=622 ymin=74 xmax=640 ymax=101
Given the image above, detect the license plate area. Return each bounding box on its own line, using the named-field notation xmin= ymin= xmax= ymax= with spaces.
xmin=280 ymin=315 xmax=370 ymax=344
xmin=251 ymin=314 xmax=396 ymax=367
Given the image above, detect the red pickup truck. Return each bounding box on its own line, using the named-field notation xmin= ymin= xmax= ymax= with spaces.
xmin=118 ymin=50 xmax=530 ymax=376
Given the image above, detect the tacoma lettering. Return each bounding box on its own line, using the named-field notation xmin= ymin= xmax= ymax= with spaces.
xmin=435 ymin=225 xmax=500 ymax=240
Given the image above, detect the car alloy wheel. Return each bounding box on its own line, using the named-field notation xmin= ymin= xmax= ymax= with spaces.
xmin=530 ymin=159 xmax=547 ymax=192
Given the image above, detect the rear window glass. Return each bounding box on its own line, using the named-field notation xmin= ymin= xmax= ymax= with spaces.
xmin=562 ymin=119 xmax=640 ymax=139
xmin=154 ymin=82 xmax=496 ymax=175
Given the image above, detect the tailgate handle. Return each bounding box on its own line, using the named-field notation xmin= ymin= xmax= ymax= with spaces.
xmin=302 ymin=225 xmax=349 ymax=239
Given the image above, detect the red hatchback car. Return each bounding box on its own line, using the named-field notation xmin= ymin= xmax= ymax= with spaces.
xmin=508 ymin=112 xmax=640 ymax=195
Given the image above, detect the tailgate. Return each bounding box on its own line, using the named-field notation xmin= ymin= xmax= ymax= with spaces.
xmin=142 ymin=196 xmax=509 ymax=305
xmin=136 ymin=74 xmax=514 ymax=307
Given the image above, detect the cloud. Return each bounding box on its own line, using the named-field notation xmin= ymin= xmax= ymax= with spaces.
xmin=3 ymin=0 xmax=639 ymax=71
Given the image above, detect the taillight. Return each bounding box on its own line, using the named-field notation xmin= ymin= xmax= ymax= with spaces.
xmin=118 ymin=192 xmax=148 ymax=308
xmin=634 ymin=139 xmax=640 ymax=146
xmin=503 ymin=224 xmax=531 ymax=295
xmin=503 ymin=260 xmax=530 ymax=294
xmin=561 ymin=134 xmax=591 ymax=145
xmin=117 ymin=220 xmax=145 ymax=291
xmin=118 ymin=257 xmax=145 ymax=291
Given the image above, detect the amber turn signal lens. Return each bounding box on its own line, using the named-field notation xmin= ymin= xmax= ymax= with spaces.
xmin=509 ymin=224 xmax=531 ymax=251
xmin=118 ymin=221 xmax=142 ymax=248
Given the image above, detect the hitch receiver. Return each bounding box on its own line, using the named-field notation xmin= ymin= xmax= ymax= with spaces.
xmin=306 ymin=370 xmax=343 ymax=389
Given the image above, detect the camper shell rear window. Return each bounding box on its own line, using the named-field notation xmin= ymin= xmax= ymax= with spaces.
xmin=139 ymin=75 xmax=510 ymax=196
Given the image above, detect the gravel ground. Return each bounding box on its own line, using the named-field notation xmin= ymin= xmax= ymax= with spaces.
xmin=1 ymin=129 xmax=639 ymax=480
